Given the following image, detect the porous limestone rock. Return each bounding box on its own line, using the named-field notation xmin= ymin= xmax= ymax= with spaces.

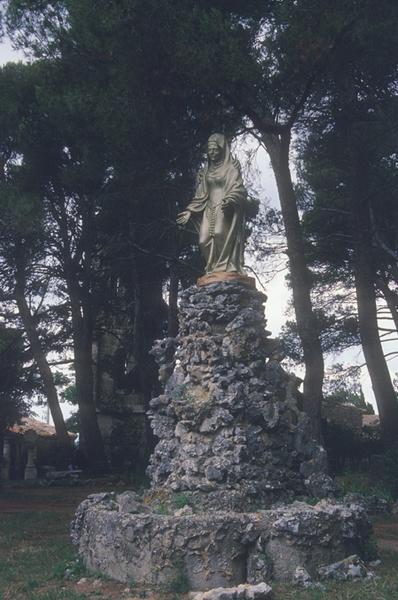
xmin=189 ymin=582 xmax=273 ymax=600
xmin=292 ymin=566 xmax=312 ymax=586
xmin=147 ymin=282 xmax=334 ymax=510
xmin=292 ymin=566 xmax=325 ymax=590
xmin=71 ymin=494 xmax=372 ymax=590
xmin=343 ymin=492 xmax=391 ymax=514
xmin=318 ymin=554 xmax=375 ymax=581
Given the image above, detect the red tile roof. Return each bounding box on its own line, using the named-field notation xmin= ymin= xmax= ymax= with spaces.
xmin=8 ymin=417 xmax=76 ymax=438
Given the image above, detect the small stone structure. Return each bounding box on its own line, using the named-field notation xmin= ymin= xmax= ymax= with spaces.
xmin=72 ymin=280 xmax=374 ymax=591
xmin=93 ymin=319 xmax=151 ymax=470
xmin=2 ymin=417 xmax=76 ymax=480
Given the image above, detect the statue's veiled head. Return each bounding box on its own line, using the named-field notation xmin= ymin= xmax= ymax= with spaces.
xmin=207 ymin=133 xmax=227 ymax=164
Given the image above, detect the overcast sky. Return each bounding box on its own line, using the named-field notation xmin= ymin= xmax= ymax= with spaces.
xmin=0 ymin=38 xmax=25 ymax=64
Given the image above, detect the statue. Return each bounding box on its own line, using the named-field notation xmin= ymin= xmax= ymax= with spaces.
xmin=177 ymin=133 xmax=254 ymax=275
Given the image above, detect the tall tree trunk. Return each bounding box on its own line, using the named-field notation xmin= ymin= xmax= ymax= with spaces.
xmin=264 ymin=130 xmax=324 ymax=440
xmin=134 ymin=260 xmax=166 ymax=459
xmin=353 ymin=244 xmax=398 ymax=446
xmin=0 ymin=421 xmax=5 ymax=484
xmin=377 ymin=277 xmax=398 ymax=334
xmin=349 ymin=134 xmax=398 ymax=446
xmin=14 ymin=263 xmax=71 ymax=458
xmin=53 ymin=197 xmax=107 ymax=471
xmin=66 ymin=274 xmax=108 ymax=471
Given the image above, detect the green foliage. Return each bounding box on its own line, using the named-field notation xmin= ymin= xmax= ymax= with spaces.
xmin=0 ymin=324 xmax=32 ymax=427
xmin=324 ymin=364 xmax=374 ymax=411
xmin=323 ymin=421 xmax=383 ymax=476
xmin=305 ymin=497 xmax=321 ymax=506
xmin=171 ymin=493 xmax=190 ymax=509
xmin=25 ymin=579 xmax=39 ymax=590
xmin=166 ymin=562 xmax=190 ymax=594
xmin=65 ymin=412 xmax=79 ymax=434
xmin=383 ymin=449 xmax=398 ymax=499
xmin=280 ymin=311 xmax=361 ymax=363
xmin=51 ymin=558 xmax=86 ymax=581
xmin=61 ymin=384 xmax=77 ymax=405
xmin=120 ymin=471 xmax=150 ymax=491
xmin=1 ymin=0 xmax=398 ymax=458
xmin=293 ymin=0 xmax=398 ymax=435
xmin=154 ymin=503 xmax=169 ymax=515
xmin=338 ymin=470 xmax=394 ymax=503
xmin=23 ymin=591 xmax=87 ymax=599
xmin=0 ymin=0 xmax=246 ymax=467
xmin=173 ymin=383 xmax=196 ymax=404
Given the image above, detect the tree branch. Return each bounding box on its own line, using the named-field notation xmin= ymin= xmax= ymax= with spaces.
xmin=287 ymin=19 xmax=357 ymax=129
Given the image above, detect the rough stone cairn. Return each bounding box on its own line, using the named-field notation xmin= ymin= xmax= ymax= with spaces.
xmin=148 ymin=281 xmax=333 ymax=509
xmin=72 ymin=281 xmax=374 ymax=592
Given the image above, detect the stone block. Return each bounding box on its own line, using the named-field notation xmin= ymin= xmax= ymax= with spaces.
xmin=189 ymin=582 xmax=272 ymax=600
xmin=318 ymin=554 xmax=374 ymax=581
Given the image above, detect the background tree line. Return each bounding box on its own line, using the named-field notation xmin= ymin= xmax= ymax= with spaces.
xmin=0 ymin=0 xmax=397 ymax=471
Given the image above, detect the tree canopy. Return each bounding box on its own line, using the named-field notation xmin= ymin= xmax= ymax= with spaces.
xmin=0 ymin=0 xmax=397 ymax=463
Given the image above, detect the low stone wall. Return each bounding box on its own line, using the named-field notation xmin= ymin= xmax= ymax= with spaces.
xmin=71 ymin=492 xmax=372 ymax=591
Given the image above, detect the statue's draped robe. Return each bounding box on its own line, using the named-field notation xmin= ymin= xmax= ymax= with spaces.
xmin=186 ymin=139 xmax=248 ymax=274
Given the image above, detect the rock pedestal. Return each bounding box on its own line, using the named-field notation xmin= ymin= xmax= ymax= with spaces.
xmin=148 ymin=281 xmax=333 ymax=510
xmin=72 ymin=494 xmax=372 ymax=589
xmin=71 ymin=280 xmax=374 ymax=591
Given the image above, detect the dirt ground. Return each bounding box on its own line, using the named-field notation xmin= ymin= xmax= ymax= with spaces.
xmin=0 ymin=486 xmax=95 ymax=513
xmin=373 ymin=516 xmax=398 ymax=553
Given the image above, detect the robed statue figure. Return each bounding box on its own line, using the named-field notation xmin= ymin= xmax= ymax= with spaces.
xmin=177 ymin=133 xmax=254 ymax=275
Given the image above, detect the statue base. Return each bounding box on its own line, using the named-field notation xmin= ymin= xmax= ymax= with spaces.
xmin=197 ymin=271 xmax=256 ymax=288
xmin=71 ymin=280 xmax=375 ymax=592
xmin=72 ymin=495 xmax=373 ymax=589
xmin=148 ymin=281 xmax=335 ymax=507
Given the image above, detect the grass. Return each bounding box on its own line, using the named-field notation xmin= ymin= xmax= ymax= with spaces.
xmin=166 ymin=562 xmax=190 ymax=595
xmin=0 ymin=483 xmax=130 ymax=600
xmin=1 ymin=485 xmax=398 ymax=599
xmin=337 ymin=470 xmax=394 ymax=502
xmin=171 ymin=493 xmax=190 ymax=510
xmin=0 ymin=510 xmax=82 ymax=600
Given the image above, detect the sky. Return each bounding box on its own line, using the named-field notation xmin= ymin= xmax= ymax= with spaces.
xmin=0 ymin=38 xmax=25 ymax=63
xmin=251 ymin=144 xmax=398 ymax=411
xmin=0 ymin=37 xmax=396 ymax=421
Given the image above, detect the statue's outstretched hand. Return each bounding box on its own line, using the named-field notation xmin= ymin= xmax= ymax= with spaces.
xmin=176 ymin=210 xmax=191 ymax=226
